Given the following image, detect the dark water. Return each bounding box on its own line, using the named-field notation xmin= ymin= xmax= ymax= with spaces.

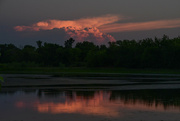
xmin=0 ymin=88 xmax=180 ymax=121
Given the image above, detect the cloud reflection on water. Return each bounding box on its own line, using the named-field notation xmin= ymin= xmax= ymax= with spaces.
xmin=14 ymin=90 xmax=180 ymax=117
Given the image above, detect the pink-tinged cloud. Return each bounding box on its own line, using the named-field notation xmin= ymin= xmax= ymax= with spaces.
xmin=99 ymin=19 xmax=180 ymax=33
xmin=14 ymin=15 xmax=121 ymax=43
xmin=15 ymin=15 xmax=180 ymax=43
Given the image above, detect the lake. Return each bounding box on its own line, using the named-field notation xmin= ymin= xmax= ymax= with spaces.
xmin=1 ymin=74 xmax=180 ymax=121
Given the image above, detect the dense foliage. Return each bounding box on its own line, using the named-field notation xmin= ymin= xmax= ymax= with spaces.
xmin=1 ymin=35 xmax=180 ymax=69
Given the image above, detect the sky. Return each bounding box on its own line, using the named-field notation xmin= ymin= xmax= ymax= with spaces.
xmin=0 ymin=0 xmax=180 ymax=46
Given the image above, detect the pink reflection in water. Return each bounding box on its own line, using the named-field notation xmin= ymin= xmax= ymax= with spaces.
xmin=15 ymin=91 xmax=180 ymax=117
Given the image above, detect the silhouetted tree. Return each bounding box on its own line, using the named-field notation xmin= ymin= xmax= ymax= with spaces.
xmin=22 ymin=45 xmax=37 ymax=62
xmin=64 ymin=38 xmax=75 ymax=48
xmin=1 ymin=35 xmax=180 ymax=69
xmin=36 ymin=40 xmax=42 ymax=48
xmin=75 ymin=41 xmax=97 ymax=64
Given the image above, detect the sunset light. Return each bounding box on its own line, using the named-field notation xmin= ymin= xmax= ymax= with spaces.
xmin=14 ymin=91 xmax=180 ymax=118
xmin=100 ymin=19 xmax=180 ymax=33
xmin=14 ymin=14 xmax=180 ymax=44
xmin=14 ymin=15 xmax=120 ymax=43
xmin=1 ymin=1 xmax=180 ymax=121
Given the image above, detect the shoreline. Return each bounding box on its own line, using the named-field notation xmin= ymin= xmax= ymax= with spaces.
xmin=1 ymin=73 xmax=180 ymax=90
xmin=1 ymin=67 xmax=180 ymax=75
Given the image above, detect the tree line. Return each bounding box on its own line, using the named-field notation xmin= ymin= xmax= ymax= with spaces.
xmin=0 ymin=35 xmax=180 ymax=69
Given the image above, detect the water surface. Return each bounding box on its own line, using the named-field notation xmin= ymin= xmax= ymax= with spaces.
xmin=1 ymin=88 xmax=180 ymax=121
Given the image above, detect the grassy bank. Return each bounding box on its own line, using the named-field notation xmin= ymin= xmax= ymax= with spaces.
xmin=1 ymin=65 xmax=180 ymax=77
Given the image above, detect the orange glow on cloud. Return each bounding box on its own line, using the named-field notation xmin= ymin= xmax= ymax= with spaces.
xmin=14 ymin=15 xmax=121 ymax=43
xmin=14 ymin=15 xmax=120 ymax=31
xmin=99 ymin=19 xmax=180 ymax=33
xmin=14 ymin=15 xmax=180 ymax=43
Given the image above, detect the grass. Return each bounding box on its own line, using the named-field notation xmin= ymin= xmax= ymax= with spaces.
xmin=1 ymin=66 xmax=180 ymax=77
xmin=0 ymin=75 xmax=4 ymax=89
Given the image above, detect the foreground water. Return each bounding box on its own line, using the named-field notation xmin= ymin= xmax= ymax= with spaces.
xmin=1 ymin=88 xmax=180 ymax=121
xmin=1 ymin=74 xmax=180 ymax=121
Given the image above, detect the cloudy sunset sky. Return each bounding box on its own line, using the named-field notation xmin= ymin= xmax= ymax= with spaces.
xmin=0 ymin=0 xmax=180 ymax=45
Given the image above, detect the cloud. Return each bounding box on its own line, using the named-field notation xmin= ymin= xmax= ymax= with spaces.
xmin=14 ymin=15 xmax=120 ymax=31
xmin=14 ymin=15 xmax=180 ymax=44
xmin=14 ymin=15 xmax=121 ymax=44
xmin=99 ymin=19 xmax=180 ymax=33
xmin=63 ymin=27 xmax=115 ymax=44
